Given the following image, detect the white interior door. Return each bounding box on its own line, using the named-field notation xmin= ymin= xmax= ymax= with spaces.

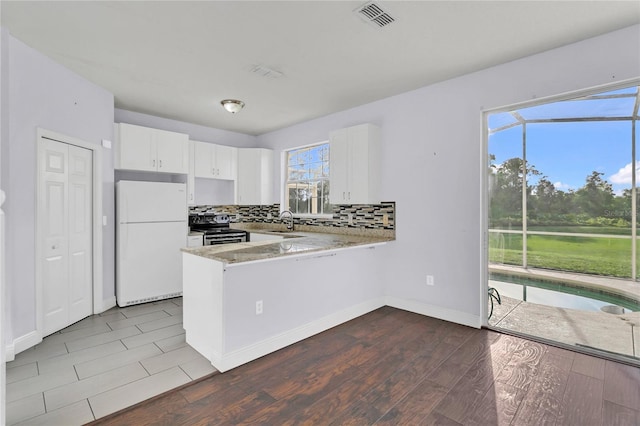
xmin=41 ymin=139 xmax=93 ymax=336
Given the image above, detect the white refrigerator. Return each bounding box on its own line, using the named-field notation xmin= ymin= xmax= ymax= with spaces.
xmin=116 ymin=181 xmax=187 ymax=307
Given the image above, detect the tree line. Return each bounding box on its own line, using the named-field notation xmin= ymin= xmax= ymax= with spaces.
xmin=490 ymin=156 xmax=634 ymax=228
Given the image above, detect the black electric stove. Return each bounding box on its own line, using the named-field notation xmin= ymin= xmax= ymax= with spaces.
xmin=189 ymin=213 xmax=248 ymax=245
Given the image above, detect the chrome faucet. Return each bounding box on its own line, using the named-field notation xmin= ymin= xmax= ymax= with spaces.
xmin=279 ymin=210 xmax=294 ymax=230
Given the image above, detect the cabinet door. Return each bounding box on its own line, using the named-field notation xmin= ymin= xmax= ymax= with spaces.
xmin=248 ymin=232 xmax=283 ymax=242
xmin=346 ymin=126 xmax=370 ymax=204
xmin=155 ymin=129 xmax=188 ymax=174
xmin=187 ymin=234 xmax=203 ymax=247
xmin=237 ymin=149 xmax=260 ymax=204
xmin=118 ymin=123 xmax=156 ymax=171
xmin=237 ymin=148 xmax=273 ymax=205
xmin=214 ymin=145 xmax=238 ymax=180
xmin=329 ymin=128 xmax=349 ymax=204
xmin=258 ymin=149 xmax=273 ymax=205
xmin=187 ymin=141 xmax=196 ymax=205
xmin=193 ymin=141 xmax=215 ymax=178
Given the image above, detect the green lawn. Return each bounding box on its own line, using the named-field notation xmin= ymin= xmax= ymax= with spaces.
xmin=489 ymin=232 xmax=633 ymax=278
xmin=492 ymin=225 xmax=634 ymax=236
xmin=528 ymin=225 xmax=633 ymax=236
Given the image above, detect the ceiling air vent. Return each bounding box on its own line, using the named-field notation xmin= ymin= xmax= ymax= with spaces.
xmin=250 ymin=64 xmax=284 ymax=79
xmin=355 ymin=2 xmax=395 ymax=28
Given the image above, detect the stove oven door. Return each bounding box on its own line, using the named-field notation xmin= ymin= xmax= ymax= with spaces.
xmin=204 ymin=231 xmax=247 ymax=245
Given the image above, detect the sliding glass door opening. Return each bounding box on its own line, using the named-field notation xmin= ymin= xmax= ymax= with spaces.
xmin=486 ymin=84 xmax=640 ymax=363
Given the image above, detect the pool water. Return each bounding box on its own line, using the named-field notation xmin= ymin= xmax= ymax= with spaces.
xmin=488 ymin=273 xmax=639 ymax=314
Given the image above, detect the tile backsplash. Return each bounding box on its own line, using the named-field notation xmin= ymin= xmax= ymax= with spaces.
xmin=189 ymin=202 xmax=395 ymax=231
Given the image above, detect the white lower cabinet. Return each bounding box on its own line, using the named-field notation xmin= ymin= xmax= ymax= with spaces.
xmin=248 ymin=232 xmax=284 ymax=242
xmin=329 ymin=123 xmax=380 ymax=204
xmin=187 ymin=234 xmax=203 ymax=247
xmin=237 ymin=148 xmax=273 ymax=205
xmin=182 ymin=245 xmax=382 ymax=372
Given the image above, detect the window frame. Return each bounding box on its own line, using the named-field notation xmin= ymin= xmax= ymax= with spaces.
xmin=282 ymin=141 xmax=333 ymax=218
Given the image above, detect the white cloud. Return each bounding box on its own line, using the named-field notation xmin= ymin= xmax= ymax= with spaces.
xmin=553 ymin=181 xmax=572 ymax=190
xmin=610 ymin=161 xmax=640 ymax=184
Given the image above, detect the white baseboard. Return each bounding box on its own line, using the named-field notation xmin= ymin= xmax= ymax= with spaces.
xmin=213 ymin=298 xmax=385 ymax=372
xmin=6 ymin=298 xmax=116 ymax=361
xmin=385 ymin=296 xmax=482 ymax=329
xmin=7 ymin=331 xmax=43 ymax=360
xmin=98 ymin=296 xmax=117 ymax=314
xmin=5 ymin=343 xmax=15 ymax=362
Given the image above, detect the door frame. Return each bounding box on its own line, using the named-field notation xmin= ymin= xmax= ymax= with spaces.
xmin=35 ymin=128 xmax=103 ymax=337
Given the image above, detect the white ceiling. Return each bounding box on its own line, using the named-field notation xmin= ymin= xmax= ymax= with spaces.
xmin=2 ymin=1 xmax=639 ymax=135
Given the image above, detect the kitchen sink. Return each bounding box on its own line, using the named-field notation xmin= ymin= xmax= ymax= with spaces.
xmin=266 ymin=230 xmax=303 ymax=237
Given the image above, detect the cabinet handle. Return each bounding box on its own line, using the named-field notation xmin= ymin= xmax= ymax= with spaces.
xmin=159 ymin=159 xmax=163 ymax=168
xmin=343 ymin=192 xmax=346 ymax=200
xmin=152 ymin=159 xmax=156 ymax=167
xmin=348 ymin=191 xmax=351 ymax=200
xmin=212 ymin=168 xmax=215 ymax=175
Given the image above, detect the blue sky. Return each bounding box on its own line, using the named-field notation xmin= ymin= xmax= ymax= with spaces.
xmin=488 ymin=87 xmax=639 ymax=195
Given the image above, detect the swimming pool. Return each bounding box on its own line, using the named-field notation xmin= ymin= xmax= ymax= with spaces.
xmin=488 ymin=272 xmax=639 ymax=314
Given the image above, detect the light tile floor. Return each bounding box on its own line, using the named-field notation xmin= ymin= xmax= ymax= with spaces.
xmin=5 ymin=297 xmax=216 ymax=425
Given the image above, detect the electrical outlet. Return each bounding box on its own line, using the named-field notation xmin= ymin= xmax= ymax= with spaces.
xmin=426 ymin=275 xmax=435 ymax=286
xmin=255 ymin=300 xmax=263 ymax=315
xmin=267 ymin=212 xmax=272 ymax=219
xmin=382 ymin=213 xmax=389 ymax=226
xmin=348 ymin=213 xmax=353 ymax=225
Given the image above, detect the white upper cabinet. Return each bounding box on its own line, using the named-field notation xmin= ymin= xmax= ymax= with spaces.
xmin=237 ymin=148 xmax=273 ymax=205
xmin=193 ymin=141 xmax=238 ymax=180
xmin=115 ymin=123 xmax=188 ymax=174
xmin=329 ymin=123 xmax=381 ymax=205
xmin=215 ymin=145 xmax=238 ymax=180
xmin=187 ymin=140 xmax=196 ymax=205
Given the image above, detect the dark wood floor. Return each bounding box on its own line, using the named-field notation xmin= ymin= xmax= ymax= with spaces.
xmin=88 ymin=307 xmax=640 ymax=425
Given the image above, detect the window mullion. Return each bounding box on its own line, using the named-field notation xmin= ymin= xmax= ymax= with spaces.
xmin=522 ymin=123 xmax=527 ymax=269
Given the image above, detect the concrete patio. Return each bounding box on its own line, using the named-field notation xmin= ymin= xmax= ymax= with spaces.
xmin=489 ymin=294 xmax=640 ymax=359
xmin=488 ymin=264 xmax=640 ymax=360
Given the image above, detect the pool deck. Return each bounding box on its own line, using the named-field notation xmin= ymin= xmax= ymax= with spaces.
xmin=489 ymin=264 xmax=640 ymax=359
xmin=490 ymin=264 xmax=640 ymax=304
xmin=488 ymin=294 xmax=640 ymax=359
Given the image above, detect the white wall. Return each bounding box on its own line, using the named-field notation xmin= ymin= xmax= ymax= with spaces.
xmin=1 ymin=34 xmax=114 ymax=347
xmin=114 ymin=109 xmax=257 ymax=148
xmin=0 ymin=26 xmax=8 ymax=426
xmin=257 ymin=25 xmax=640 ymax=327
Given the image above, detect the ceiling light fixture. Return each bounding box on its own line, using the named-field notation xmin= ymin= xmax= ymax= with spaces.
xmin=221 ymin=99 xmax=245 ymax=114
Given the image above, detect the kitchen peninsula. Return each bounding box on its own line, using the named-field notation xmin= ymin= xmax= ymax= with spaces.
xmin=181 ymin=229 xmax=393 ymax=372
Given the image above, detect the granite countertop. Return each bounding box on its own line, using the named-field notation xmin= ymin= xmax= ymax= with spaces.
xmin=181 ymin=228 xmax=394 ymax=264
